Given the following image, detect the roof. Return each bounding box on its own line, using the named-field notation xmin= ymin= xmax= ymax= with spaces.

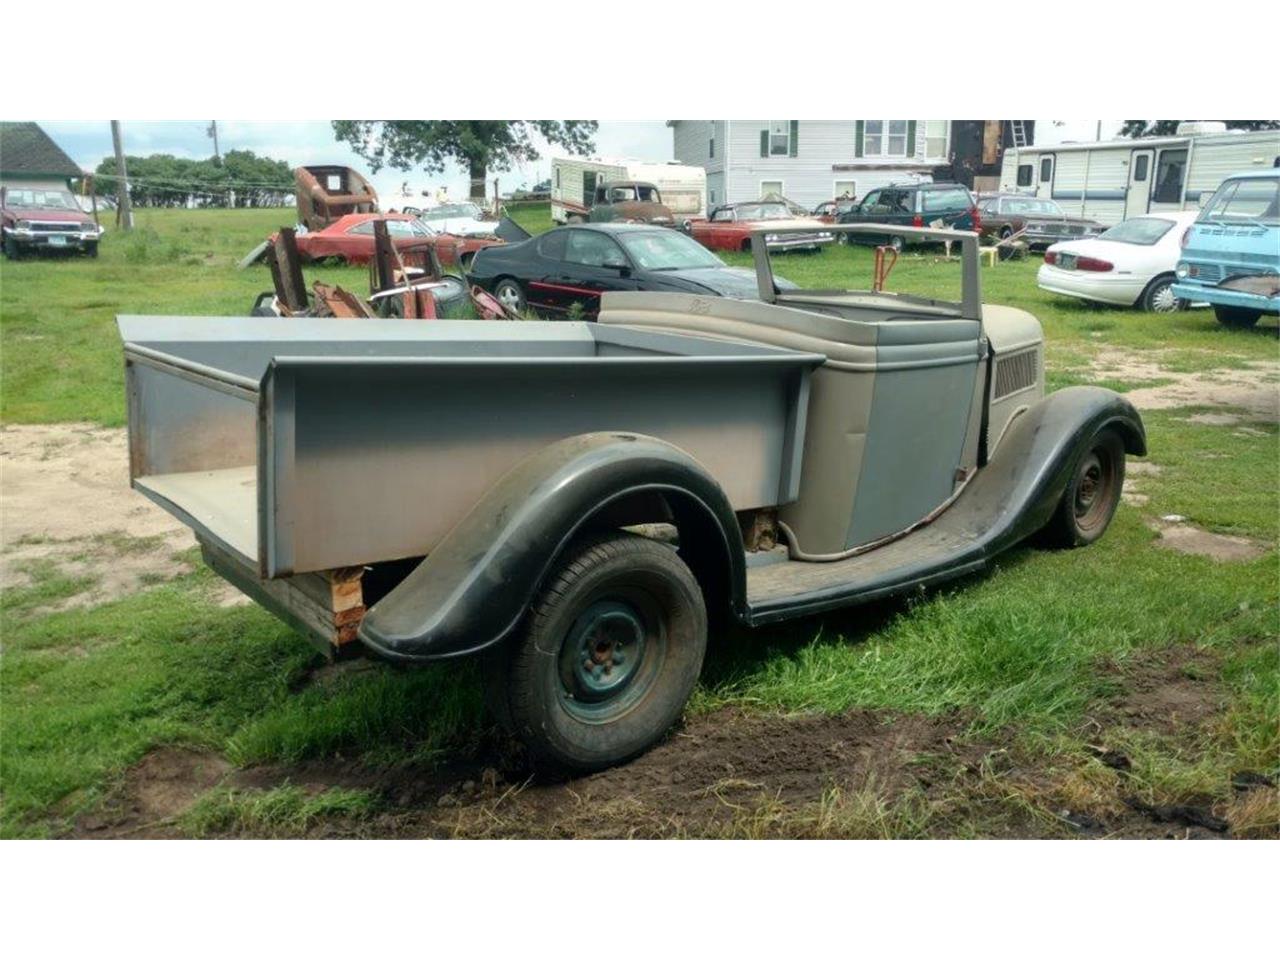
xmin=1222 ymin=168 xmax=1280 ymax=180
xmin=550 ymin=222 xmax=673 ymax=234
xmin=0 ymin=122 xmax=82 ymax=178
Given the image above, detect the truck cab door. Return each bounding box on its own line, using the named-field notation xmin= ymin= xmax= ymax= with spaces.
xmin=558 ymin=230 xmax=637 ymax=318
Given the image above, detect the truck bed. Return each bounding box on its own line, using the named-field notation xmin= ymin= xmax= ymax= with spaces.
xmin=136 ymin=467 xmax=258 ymax=563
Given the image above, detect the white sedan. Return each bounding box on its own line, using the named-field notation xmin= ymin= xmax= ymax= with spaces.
xmin=414 ymin=202 xmax=500 ymax=238
xmin=1037 ymin=210 xmax=1200 ymax=313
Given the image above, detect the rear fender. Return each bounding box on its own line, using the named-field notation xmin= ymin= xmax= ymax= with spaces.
xmin=358 ymin=433 xmax=745 ymax=662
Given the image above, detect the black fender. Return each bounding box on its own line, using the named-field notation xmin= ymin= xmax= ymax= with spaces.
xmin=358 ymin=433 xmax=746 ymax=663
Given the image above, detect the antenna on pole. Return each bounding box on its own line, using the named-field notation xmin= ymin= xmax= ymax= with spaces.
xmin=110 ymin=121 xmax=134 ymax=231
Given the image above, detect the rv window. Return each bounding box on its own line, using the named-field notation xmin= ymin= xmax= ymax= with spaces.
xmin=1133 ymin=155 xmax=1149 ymax=182
xmin=1153 ymin=150 xmax=1188 ymax=203
xmin=709 ymin=136 xmax=715 ymax=159
xmin=1016 ymin=164 xmax=1033 ymax=187
xmin=1039 ymin=157 xmax=1053 ymax=182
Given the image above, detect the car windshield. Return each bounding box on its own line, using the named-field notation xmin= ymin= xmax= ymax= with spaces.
xmin=1198 ymin=179 xmax=1280 ymax=227
xmin=735 ymin=203 xmax=792 ymax=221
xmin=1098 ymin=217 xmax=1176 ymax=245
xmin=1002 ymin=197 xmax=1063 ymax=216
xmin=1095 ymin=217 xmax=1172 ymax=245
xmin=921 ymin=188 xmax=974 ymax=213
xmin=3 ymin=188 xmax=81 ymax=211
xmin=421 ymin=203 xmax=483 ymax=221
xmin=618 ymin=231 xmax=723 ymax=270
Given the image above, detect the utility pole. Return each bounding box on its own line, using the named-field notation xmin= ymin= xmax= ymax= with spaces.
xmin=110 ymin=120 xmax=134 ymax=231
xmin=208 ymin=121 xmax=221 ymax=163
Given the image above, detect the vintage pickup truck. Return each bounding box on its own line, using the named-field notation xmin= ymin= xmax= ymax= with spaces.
xmin=118 ymin=223 xmax=1145 ymax=770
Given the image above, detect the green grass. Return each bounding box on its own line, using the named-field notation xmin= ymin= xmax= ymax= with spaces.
xmin=1 ymin=205 xmax=1277 ymax=837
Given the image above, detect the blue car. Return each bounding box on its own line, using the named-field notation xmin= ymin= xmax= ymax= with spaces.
xmin=1172 ymin=169 xmax=1280 ymax=328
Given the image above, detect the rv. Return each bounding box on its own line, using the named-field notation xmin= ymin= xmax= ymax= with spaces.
xmin=1000 ymin=122 xmax=1280 ymax=226
xmin=550 ymin=157 xmax=707 ymax=226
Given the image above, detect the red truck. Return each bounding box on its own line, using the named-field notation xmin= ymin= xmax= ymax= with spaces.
xmin=689 ymin=201 xmax=835 ymax=253
xmin=1 ymin=186 xmax=102 ymax=259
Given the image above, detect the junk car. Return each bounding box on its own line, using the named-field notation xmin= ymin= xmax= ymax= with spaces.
xmin=118 ymin=223 xmax=1144 ymax=771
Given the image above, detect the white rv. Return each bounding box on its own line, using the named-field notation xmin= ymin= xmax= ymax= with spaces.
xmin=550 ymin=157 xmax=707 ymax=225
xmin=1000 ymin=122 xmax=1280 ymax=226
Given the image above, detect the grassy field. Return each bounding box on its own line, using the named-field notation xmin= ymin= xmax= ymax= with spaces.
xmin=1 ymin=206 xmax=1276 ymax=838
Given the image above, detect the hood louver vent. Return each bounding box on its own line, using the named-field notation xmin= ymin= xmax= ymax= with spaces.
xmin=994 ymin=348 xmax=1038 ymax=399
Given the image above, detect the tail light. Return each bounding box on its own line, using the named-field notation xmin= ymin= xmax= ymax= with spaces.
xmin=1180 ymin=226 xmax=1191 ymax=249
xmin=970 ymin=206 xmax=982 ymax=232
xmin=1077 ymin=256 xmax=1114 ymax=272
xmin=912 ymin=214 xmax=923 ymax=228
xmin=1044 ymin=250 xmax=1057 ymax=265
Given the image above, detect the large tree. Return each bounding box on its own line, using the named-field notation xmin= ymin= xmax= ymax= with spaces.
xmin=1119 ymin=120 xmax=1279 ymax=138
xmin=332 ymin=121 xmax=597 ymax=200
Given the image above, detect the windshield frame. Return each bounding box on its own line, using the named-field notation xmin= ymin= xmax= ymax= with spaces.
xmin=2 ymin=188 xmax=82 ymax=211
xmin=1197 ymin=178 xmax=1280 ymax=227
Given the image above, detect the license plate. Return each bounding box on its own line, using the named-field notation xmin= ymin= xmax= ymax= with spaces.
xmin=47 ymin=235 xmax=67 ymax=247
xmin=1058 ymin=253 xmax=1077 ymax=270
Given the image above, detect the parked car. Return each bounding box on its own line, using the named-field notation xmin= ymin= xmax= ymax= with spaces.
xmin=977 ymin=194 xmax=1105 ymax=247
xmin=118 ymin=220 xmax=1143 ymax=770
xmin=812 ymin=198 xmax=859 ymax=223
xmin=836 ymin=182 xmax=978 ymax=250
xmin=1037 ymin=211 xmax=1201 ymax=313
xmin=1 ymin=186 xmax=103 ymax=258
xmin=689 ymin=201 xmax=834 ymax=252
xmin=415 ymin=201 xmax=501 ymax=238
xmin=284 ymin=213 xmax=500 ymax=268
xmin=1172 ymin=170 xmax=1280 ymax=328
xmin=467 ymin=222 xmax=795 ymax=318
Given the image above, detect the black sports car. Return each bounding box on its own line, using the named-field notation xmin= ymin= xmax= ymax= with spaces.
xmin=466 ymin=222 xmax=794 ymax=318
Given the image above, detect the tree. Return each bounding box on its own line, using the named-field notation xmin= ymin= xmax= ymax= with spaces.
xmin=1119 ymin=120 xmax=1280 ymax=138
xmin=92 ymin=150 xmax=292 ymax=207
xmin=332 ymin=121 xmax=598 ymax=200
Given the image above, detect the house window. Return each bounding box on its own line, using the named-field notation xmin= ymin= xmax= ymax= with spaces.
xmin=769 ymin=121 xmax=790 ymax=156
xmin=760 ymin=180 xmax=784 ymax=198
xmin=924 ymin=120 xmax=948 ymax=160
xmin=834 ymin=179 xmax=856 ymax=199
xmin=1133 ymin=155 xmax=1149 ymax=181
xmin=555 ymin=168 xmax=561 ymax=189
xmin=1016 ymin=164 xmax=1034 ymax=187
xmin=1039 ymin=157 xmax=1053 ymax=183
xmin=709 ymin=188 xmax=717 ymax=204
xmin=709 ymin=136 xmax=715 ymax=159
xmin=1153 ymin=149 xmax=1188 ymax=203
xmin=864 ymin=120 xmax=909 ymax=158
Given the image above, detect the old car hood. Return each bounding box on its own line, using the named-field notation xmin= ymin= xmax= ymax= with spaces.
xmin=431 ymin=217 xmax=499 ymax=236
xmin=748 ymin=217 xmax=827 ymax=230
xmin=4 ymin=208 xmax=87 ymax=223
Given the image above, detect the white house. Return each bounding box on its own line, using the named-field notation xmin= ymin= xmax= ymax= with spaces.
xmin=669 ymin=120 xmax=952 ymax=209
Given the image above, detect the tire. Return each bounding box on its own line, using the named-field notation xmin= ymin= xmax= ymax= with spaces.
xmin=493 ymin=278 xmax=526 ymax=313
xmin=999 ymin=226 xmax=1013 ymax=241
xmin=566 ymin=214 xmax=585 ymax=224
xmin=886 ymin=235 xmax=904 ymax=253
xmin=837 ymin=232 xmax=849 ymax=246
xmin=3 ymin=236 xmax=20 ymax=260
xmin=1041 ymin=428 xmax=1125 ymax=548
xmin=1140 ymin=274 xmax=1184 ymax=313
xmin=485 ymin=533 xmax=708 ymax=771
xmin=1214 ymin=305 xmax=1261 ymax=328
xmin=85 ymin=242 xmax=99 ymax=259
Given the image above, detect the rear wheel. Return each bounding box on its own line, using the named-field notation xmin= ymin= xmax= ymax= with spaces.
xmin=886 ymin=235 xmax=904 ymax=253
xmin=485 ymin=533 xmax=707 ymax=771
xmin=1214 ymin=305 xmax=1261 ymax=328
xmin=1140 ymin=274 xmax=1185 ymax=313
xmin=1042 ymin=428 xmax=1125 ymax=548
xmin=493 ymin=278 xmax=526 ymax=313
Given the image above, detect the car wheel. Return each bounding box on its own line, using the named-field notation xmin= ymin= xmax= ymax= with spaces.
xmin=3 ymin=236 xmax=20 ymax=260
xmin=1000 ymin=226 xmax=1013 ymax=241
xmin=567 ymin=214 xmax=585 ymax=224
xmin=484 ymin=532 xmax=707 ymax=771
xmin=887 ymin=235 xmax=904 ymax=253
xmin=493 ymin=278 xmax=526 ymax=313
xmin=1214 ymin=305 xmax=1262 ymax=328
xmin=1041 ymin=428 xmax=1125 ymax=548
xmin=1141 ymin=275 xmax=1185 ymax=313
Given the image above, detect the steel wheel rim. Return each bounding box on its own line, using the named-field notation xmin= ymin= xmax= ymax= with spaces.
xmin=1073 ymin=450 xmax=1113 ymax=532
xmin=497 ymin=284 xmax=522 ymax=309
xmin=558 ymin=595 xmax=663 ymax=722
xmin=1150 ymin=283 xmax=1177 ymax=312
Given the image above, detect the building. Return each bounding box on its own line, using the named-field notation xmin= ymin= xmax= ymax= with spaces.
xmin=0 ymin=122 xmax=83 ymax=194
xmin=668 ymin=120 xmax=1032 ymax=208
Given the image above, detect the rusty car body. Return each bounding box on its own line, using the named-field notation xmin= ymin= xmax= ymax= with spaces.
xmin=282 ymin=213 xmax=501 ymax=268
xmin=690 ymin=201 xmax=834 ymax=252
xmin=294 ymin=165 xmax=378 ymax=232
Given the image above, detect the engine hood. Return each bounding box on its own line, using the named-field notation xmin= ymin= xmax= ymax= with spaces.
xmin=659 ymin=266 xmax=796 ymax=299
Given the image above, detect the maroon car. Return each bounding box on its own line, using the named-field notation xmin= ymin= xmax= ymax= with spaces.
xmin=277 ymin=213 xmax=501 ymax=268
xmin=976 ymin=193 xmax=1104 ymax=248
xmin=2 ymin=186 xmax=102 ymax=258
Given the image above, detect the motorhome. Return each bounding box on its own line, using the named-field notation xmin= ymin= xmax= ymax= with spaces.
xmin=550 ymin=157 xmax=707 ymax=225
xmin=999 ymin=123 xmax=1280 ymax=226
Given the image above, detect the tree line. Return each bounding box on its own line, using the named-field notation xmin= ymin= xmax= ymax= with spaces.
xmin=87 ymin=150 xmax=295 ymax=207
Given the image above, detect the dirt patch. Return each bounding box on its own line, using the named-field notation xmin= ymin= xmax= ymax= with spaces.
xmin=1 ymin=424 xmax=195 ymax=613
xmin=75 ymin=747 xmax=232 ymax=838
xmin=1149 ymin=519 xmax=1266 ymax=562
xmin=1085 ymin=350 xmax=1279 ymax=420
xmin=1090 ymin=644 xmax=1226 ymax=736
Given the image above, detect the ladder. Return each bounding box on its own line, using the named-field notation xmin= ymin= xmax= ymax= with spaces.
xmin=1011 ymin=120 xmax=1029 ymax=149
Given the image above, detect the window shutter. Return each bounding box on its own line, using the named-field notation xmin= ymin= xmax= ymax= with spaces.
xmin=907 ymin=121 xmax=917 ymax=157
xmin=789 ymin=120 xmax=799 ymax=157
xmin=855 ymin=120 xmax=864 ymax=158
xmin=760 ymin=129 xmax=769 ymax=158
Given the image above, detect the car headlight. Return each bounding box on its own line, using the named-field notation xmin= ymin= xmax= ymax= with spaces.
xmin=1175 ymin=263 xmax=1189 ymax=279
xmin=82 ymin=222 xmax=99 ymax=235
xmin=765 ymin=233 xmax=779 ymax=243
xmin=16 ymin=220 xmax=32 ymax=231
xmin=819 ymin=232 xmax=832 ymax=240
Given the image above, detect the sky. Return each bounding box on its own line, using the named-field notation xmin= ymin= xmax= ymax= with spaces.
xmin=40 ymin=120 xmax=1126 ymax=202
